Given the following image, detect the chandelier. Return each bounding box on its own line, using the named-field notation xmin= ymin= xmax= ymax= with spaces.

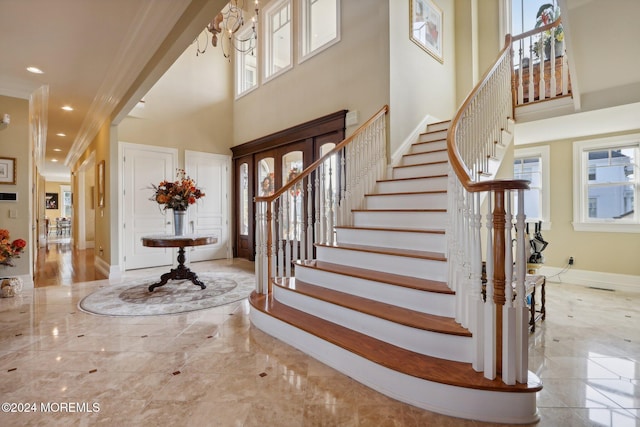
xmin=196 ymin=0 xmax=259 ymax=59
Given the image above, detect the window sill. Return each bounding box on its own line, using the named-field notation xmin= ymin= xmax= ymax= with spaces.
xmin=572 ymin=221 xmax=640 ymax=233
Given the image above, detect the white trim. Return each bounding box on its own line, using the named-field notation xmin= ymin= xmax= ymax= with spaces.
xmin=298 ymin=0 xmax=341 ymax=64
xmin=514 ymin=145 xmax=551 ymax=230
xmin=94 ymin=255 xmax=122 ymax=280
xmin=263 ymin=0 xmax=294 ymax=83
xmin=541 ymin=266 xmax=640 ymax=293
xmin=234 ymin=25 xmax=259 ymax=99
xmin=572 ymin=134 xmax=640 ymax=232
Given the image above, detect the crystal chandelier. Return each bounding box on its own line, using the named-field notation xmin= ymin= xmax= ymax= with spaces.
xmin=196 ymin=0 xmax=259 ymax=59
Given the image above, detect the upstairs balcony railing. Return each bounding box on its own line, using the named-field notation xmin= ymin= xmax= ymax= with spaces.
xmin=513 ymin=17 xmax=571 ymax=105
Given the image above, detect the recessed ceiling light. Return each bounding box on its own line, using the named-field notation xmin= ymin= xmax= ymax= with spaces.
xmin=51 ymin=159 xmax=58 ymax=162
xmin=53 ymin=148 xmax=62 ymax=152
xmin=26 ymin=66 xmax=44 ymax=74
xmin=61 ymin=106 xmax=74 ymax=111
xmin=56 ymin=133 xmax=66 ymax=137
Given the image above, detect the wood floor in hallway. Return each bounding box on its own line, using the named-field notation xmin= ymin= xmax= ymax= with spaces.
xmin=34 ymin=236 xmax=106 ymax=287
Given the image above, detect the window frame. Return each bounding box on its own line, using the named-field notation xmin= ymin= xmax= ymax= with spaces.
xmin=514 ymin=145 xmax=551 ymax=230
xmin=235 ymin=24 xmax=259 ymax=98
xmin=572 ymin=134 xmax=640 ymax=233
xmin=263 ymin=0 xmax=293 ymax=82
xmin=298 ymin=0 xmax=341 ymax=64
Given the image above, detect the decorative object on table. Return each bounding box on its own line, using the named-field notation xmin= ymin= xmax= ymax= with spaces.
xmin=0 ymin=157 xmax=16 ymax=185
xmin=0 ymin=228 xmax=27 ymax=267
xmin=526 ymin=221 xmax=548 ymax=273
xmin=409 ymin=0 xmax=443 ymax=63
xmin=78 ymin=271 xmax=255 ymax=316
xmin=150 ymin=169 xmax=205 ymax=236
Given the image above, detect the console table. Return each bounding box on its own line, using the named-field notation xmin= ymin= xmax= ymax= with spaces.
xmin=141 ymin=235 xmax=217 ymax=292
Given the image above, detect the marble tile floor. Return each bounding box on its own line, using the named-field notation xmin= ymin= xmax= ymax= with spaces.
xmin=0 ymin=259 xmax=638 ymax=426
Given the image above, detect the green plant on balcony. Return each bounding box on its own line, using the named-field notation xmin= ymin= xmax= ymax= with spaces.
xmin=533 ymin=3 xmax=564 ymax=59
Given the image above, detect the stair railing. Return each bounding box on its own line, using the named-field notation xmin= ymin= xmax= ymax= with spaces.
xmin=254 ymin=106 xmax=389 ymax=294
xmin=447 ymin=34 xmax=531 ymax=386
xmin=513 ymin=17 xmax=571 ymax=105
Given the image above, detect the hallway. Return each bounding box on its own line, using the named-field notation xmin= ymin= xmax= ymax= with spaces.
xmin=34 ymin=237 xmax=106 ymax=287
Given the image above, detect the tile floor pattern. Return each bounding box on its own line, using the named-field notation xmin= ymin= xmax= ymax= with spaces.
xmin=1 ymin=259 xmax=639 ymax=426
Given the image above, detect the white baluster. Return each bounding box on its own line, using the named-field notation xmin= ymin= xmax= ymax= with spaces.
xmin=502 ymin=190 xmax=516 ymax=385
xmin=307 ymin=176 xmax=313 ymax=259
xmin=484 ymin=193 xmax=496 ymax=380
xmin=277 ymin=199 xmax=284 ymax=277
xmin=515 ymin=189 xmax=529 ymax=383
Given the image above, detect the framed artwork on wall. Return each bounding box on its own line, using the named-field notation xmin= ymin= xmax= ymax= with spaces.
xmin=46 ymin=192 xmax=58 ymax=209
xmin=97 ymin=160 xmax=105 ymax=208
xmin=0 ymin=157 xmax=16 ymax=185
xmin=410 ymin=0 xmax=443 ymax=63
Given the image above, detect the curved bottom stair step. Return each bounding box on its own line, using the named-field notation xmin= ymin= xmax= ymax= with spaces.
xmin=250 ymin=292 xmax=542 ymax=424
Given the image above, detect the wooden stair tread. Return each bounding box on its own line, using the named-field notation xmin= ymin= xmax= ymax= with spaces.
xmin=335 ymin=225 xmax=445 ymax=235
xmin=250 ymin=292 xmax=542 ymax=393
xmin=315 ymin=242 xmax=446 ymax=261
xmin=294 ymin=260 xmax=453 ymax=294
xmin=414 ymin=138 xmax=446 ymax=144
xmin=404 ymin=148 xmax=447 ymax=157
xmin=376 ymin=174 xmax=448 ymax=183
xmin=395 ymin=160 xmax=447 ymax=169
xmin=351 ymin=208 xmax=446 ymax=212
xmin=274 ymin=277 xmax=469 ymax=336
xmin=365 ymin=190 xmax=446 ymax=197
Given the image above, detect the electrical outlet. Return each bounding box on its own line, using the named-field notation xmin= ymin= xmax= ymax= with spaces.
xmin=569 ymin=257 xmax=574 ymax=266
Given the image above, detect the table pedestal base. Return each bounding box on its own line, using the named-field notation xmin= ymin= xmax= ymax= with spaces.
xmin=148 ymin=247 xmax=206 ymax=292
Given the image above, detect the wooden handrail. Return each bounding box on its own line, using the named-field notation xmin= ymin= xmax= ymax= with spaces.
xmin=255 ymin=105 xmax=389 ymax=203
xmin=512 ymin=17 xmax=562 ymax=43
xmin=446 ymin=34 xmax=529 ymax=193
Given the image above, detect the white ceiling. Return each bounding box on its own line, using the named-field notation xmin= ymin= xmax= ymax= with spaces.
xmin=0 ymin=0 xmax=225 ymax=180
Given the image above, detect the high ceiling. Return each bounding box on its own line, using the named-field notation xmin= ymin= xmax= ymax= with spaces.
xmin=0 ymin=0 xmax=224 ymax=180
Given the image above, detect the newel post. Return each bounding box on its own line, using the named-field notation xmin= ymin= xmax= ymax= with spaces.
xmin=492 ymin=189 xmax=507 ymax=374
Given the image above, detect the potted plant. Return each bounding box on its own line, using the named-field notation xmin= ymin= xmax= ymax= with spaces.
xmin=534 ymin=3 xmax=564 ymax=59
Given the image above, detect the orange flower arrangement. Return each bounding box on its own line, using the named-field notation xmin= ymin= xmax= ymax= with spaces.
xmin=0 ymin=229 xmax=27 ymax=267
xmin=150 ymin=169 xmax=205 ymax=211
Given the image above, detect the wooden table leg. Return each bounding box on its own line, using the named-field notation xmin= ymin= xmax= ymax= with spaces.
xmin=148 ymin=247 xmax=207 ymax=291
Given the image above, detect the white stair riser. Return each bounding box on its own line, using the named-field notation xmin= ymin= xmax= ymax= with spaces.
xmin=336 ymin=227 xmax=445 ymax=252
xmin=251 ymin=310 xmax=540 ymax=425
xmin=401 ymin=150 xmax=448 ymax=166
xmin=411 ymin=140 xmax=447 ymax=154
xmin=365 ymin=193 xmax=447 ymax=210
xmin=274 ymin=286 xmax=472 ymax=362
xmin=316 ymin=246 xmax=447 ymax=280
xmin=353 ymin=210 xmax=448 ymax=230
xmin=295 ymin=265 xmax=455 ymax=317
xmin=419 ymin=129 xmax=448 ymax=142
xmin=393 ymin=163 xmax=448 ymax=179
xmin=426 ymin=121 xmax=451 ymax=132
xmin=376 ymin=177 xmax=448 ymax=193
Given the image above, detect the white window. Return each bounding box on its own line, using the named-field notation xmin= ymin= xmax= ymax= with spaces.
xmin=514 ymin=146 xmax=550 ymax=229
xmin=573 ymin=135 xmax=640 ymax=233
xmin=235 ymin=25 xmax=258 ymax=97
xmin=300 ymin=0 xmax=340 ymax=62
xmin=264 ymin=0 xmax=292 ymax=81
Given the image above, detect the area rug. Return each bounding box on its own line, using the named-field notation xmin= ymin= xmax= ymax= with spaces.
xmin=78 ymin=271 xmax=255 ymax=317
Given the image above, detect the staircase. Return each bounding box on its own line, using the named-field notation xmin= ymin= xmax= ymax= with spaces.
xmin=250 ymin=120 xmax=541 ymax=424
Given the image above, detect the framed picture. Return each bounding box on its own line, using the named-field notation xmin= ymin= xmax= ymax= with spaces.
xmin=97 ymin=160 xmax=105 ymax=208
xmin=46 ymin=192 xmax=59 ymax=210
xmin=0 ymin=157 xmax=16 ymax=185
xmin=410 ymin=0 xmax=443 ymax=63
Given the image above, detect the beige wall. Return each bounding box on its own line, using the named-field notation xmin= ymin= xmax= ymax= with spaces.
xmin=233 ymin=0 xmax=390 ymax=146
xmin=520 ymin=133 xmax=640 ymax=277
xmin=0 ymin=95 xmax=31 ymax=277
xmin=117 ymin=37 xmax=234 ymax=160
xmin=390 ymin=0 xmax=457 ymax=151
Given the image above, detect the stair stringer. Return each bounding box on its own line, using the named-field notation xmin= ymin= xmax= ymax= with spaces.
xmin=251 ymin=309 xmax=540 ymax=424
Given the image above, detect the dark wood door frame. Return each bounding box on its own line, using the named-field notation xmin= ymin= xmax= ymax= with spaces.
xmin=231 ymin=110 xmax=347 ymax=260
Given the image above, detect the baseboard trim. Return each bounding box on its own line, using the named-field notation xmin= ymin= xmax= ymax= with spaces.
xmin=94 ymin=256 xmax=122 ymax=281
xmin=540 ymin=266 xmax=640 ymax=293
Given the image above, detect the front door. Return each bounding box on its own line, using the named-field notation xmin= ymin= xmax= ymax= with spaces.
xmin=235 ymin=155 xmax=253 ymax=259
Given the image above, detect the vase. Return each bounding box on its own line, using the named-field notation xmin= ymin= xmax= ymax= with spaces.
xmin=173 ymin=209 xmax=188 ymax=236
